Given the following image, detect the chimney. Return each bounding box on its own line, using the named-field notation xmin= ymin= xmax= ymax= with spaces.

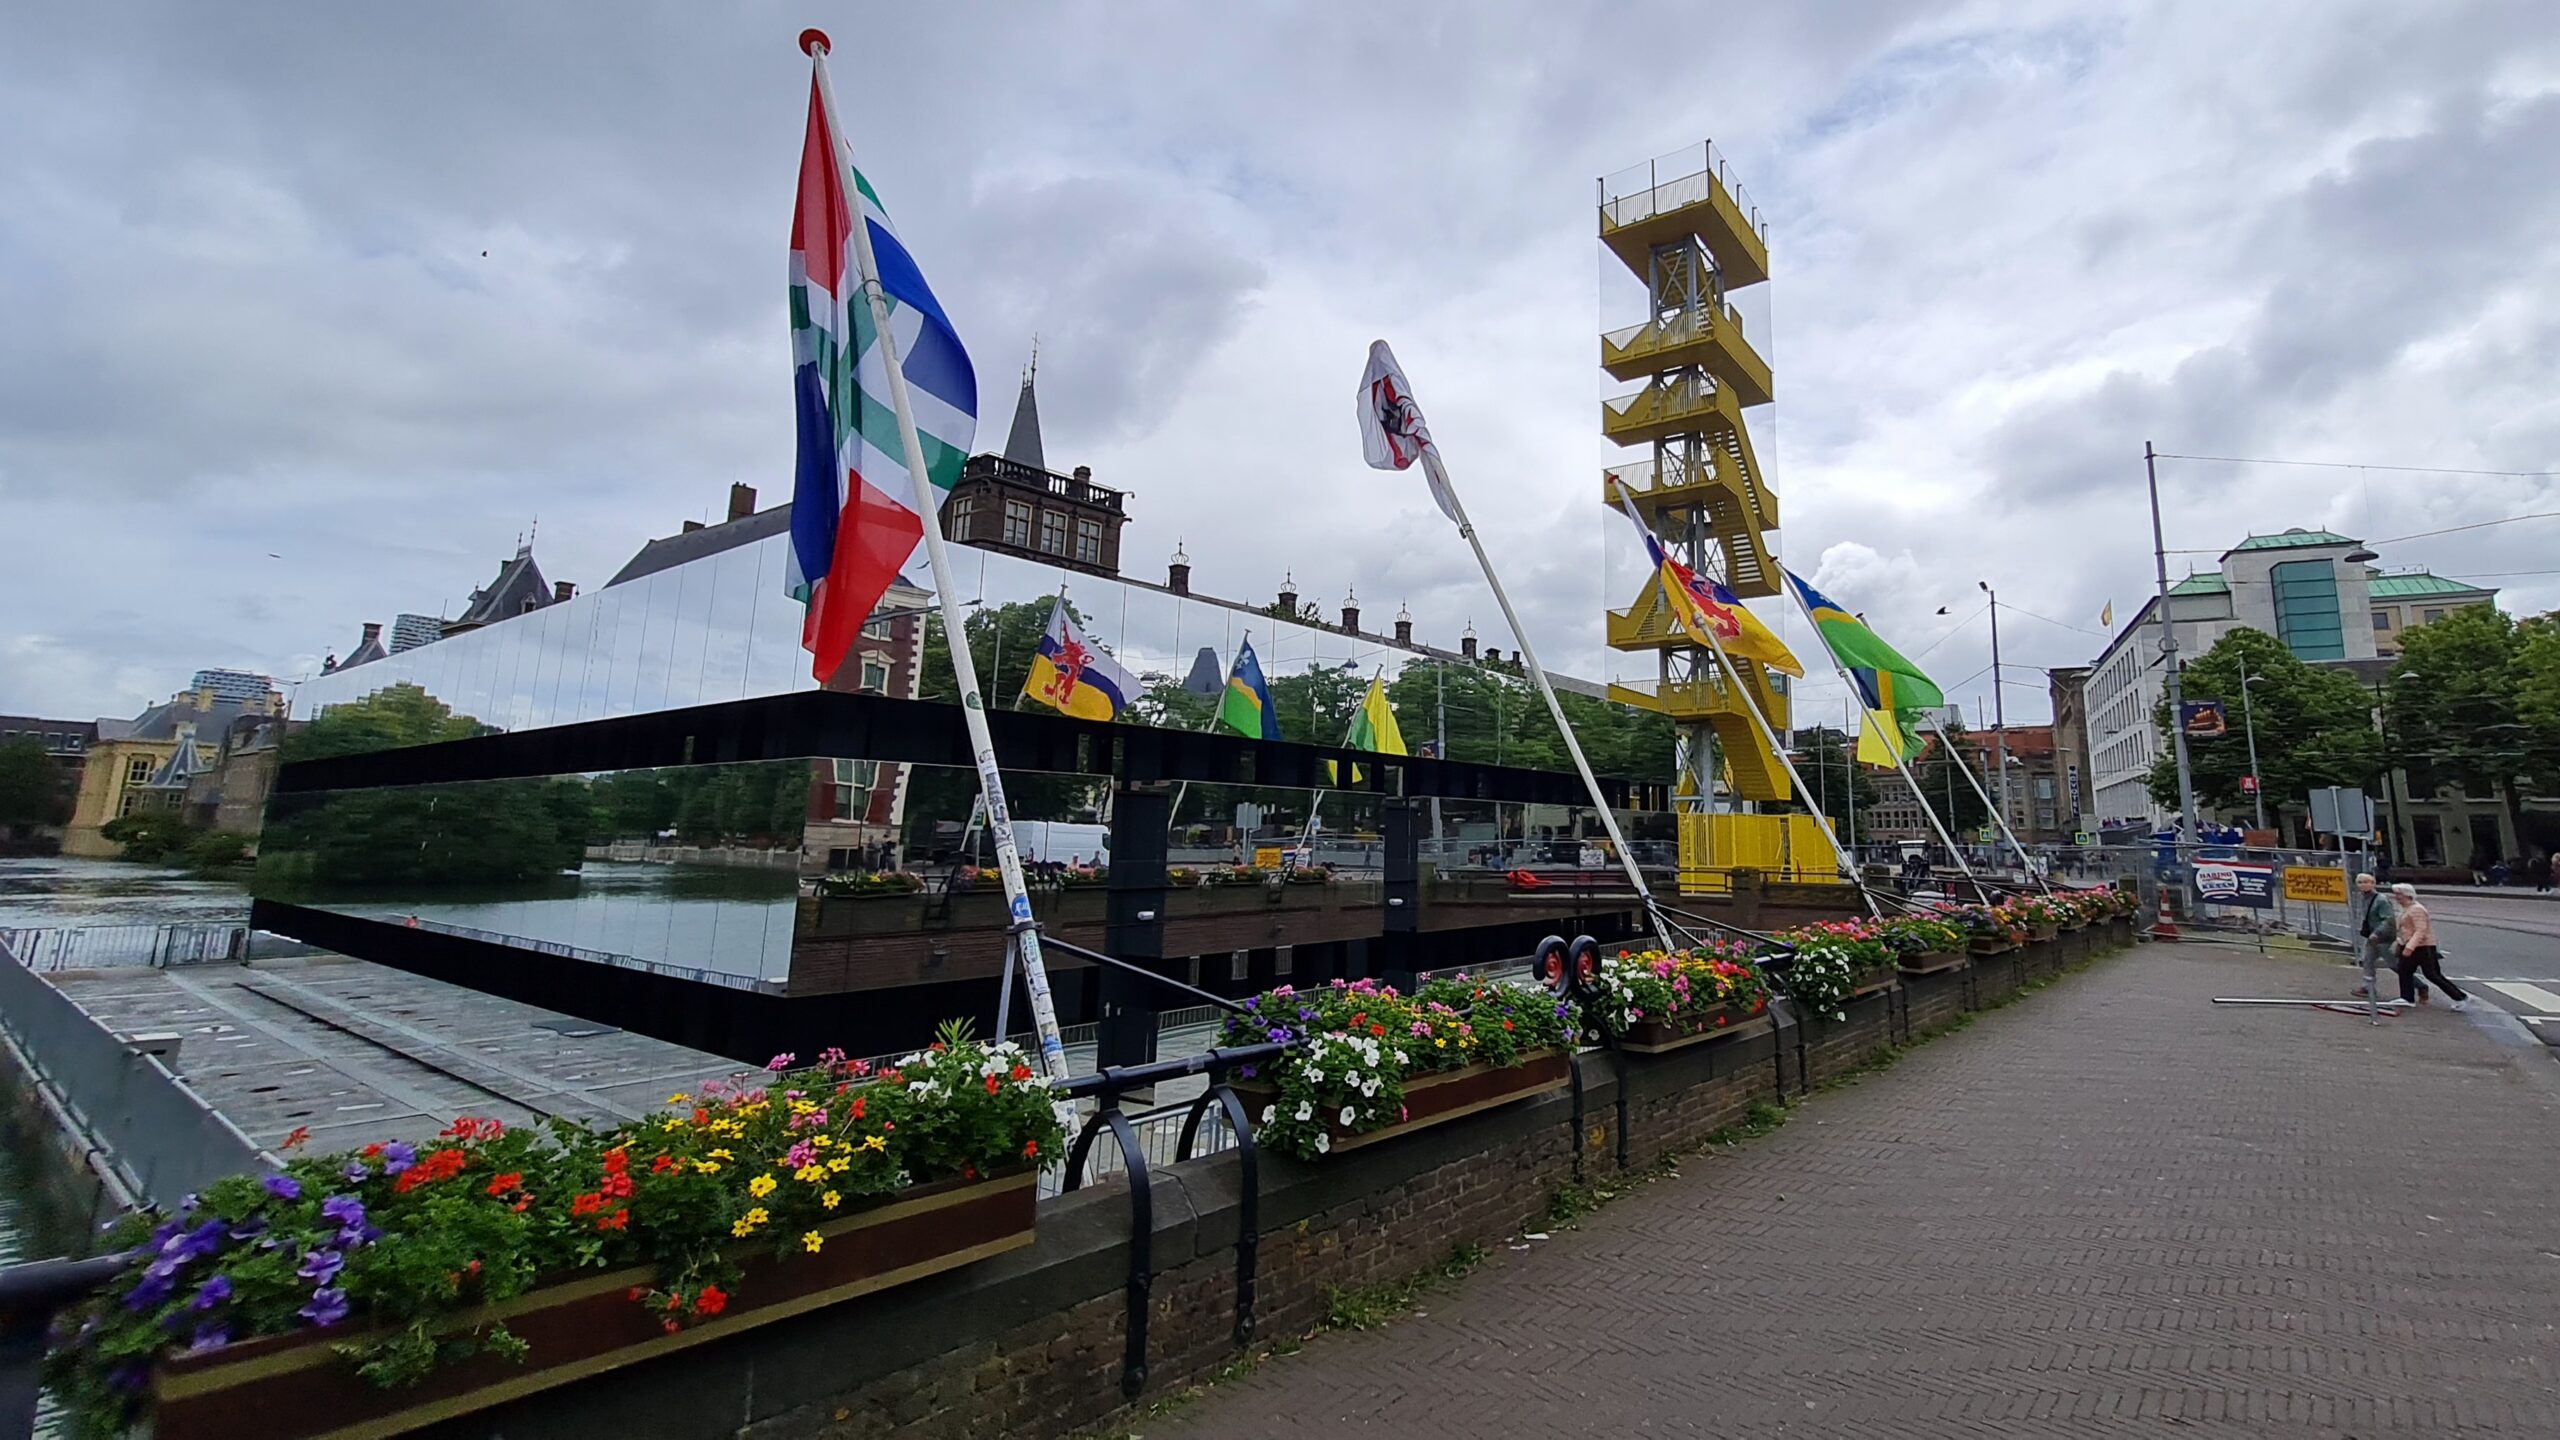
xmin=1071 ymin=465 xmax=1093 ymax=485
xmin=1277 ymin=572 xmax=1298 ymax=617
xmin=1460 ymin=621 xmax=1478 ymax=660
xmin=727 ymin=483 xmax=757 ymax=523
xmin=1393 ymin=602 xmax=1413 ymax=646
xmin=554 ymin=580 xmax=577 ymax=603
xmin=1168 ymin=541 xmax=1191 ymax=596
xmin=1483 ymin=646 xmax=1500 ymax=665
xmin=1340 ymin=588 xmax=1360 ymax=635
xmin=361 ymin=622 xmax=382 ymax=644
xmin=682 ymin=520 xmax=705 ymax=533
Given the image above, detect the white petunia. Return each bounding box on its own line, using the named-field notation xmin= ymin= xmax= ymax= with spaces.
xmin=1294 ymin=1101 xmax=1313 ymax=1122
xmin=1261 ymin=1105 xmax=1276 ymax=1124
xmin=1339 ymin=1105 xmax=1357 ymax=1126
xmin=1307 ymin=1069 xmax=1323 ymax=1085
xmin=1314 ymin=1132 xmax=1332 ymax=1154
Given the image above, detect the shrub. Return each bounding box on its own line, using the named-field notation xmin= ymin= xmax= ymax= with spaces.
xmin=182 ymin=831 xmax=251 ymax=874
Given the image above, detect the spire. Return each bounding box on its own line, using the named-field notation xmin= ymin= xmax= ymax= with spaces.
xmin=1002 ymin=342 xmax=1045 ymax=471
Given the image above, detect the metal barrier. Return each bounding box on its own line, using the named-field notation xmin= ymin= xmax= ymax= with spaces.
xmin=0 ymin=937 xmax=269 ymax=1215
xmin=0 ymin=922 xmax=255 ymax=972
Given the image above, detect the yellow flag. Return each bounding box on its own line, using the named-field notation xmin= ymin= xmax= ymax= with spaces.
xmin=1854 ymin=709 xmax=1907 ymax=767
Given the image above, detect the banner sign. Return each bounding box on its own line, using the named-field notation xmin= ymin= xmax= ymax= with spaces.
xmin=2195 ymin=859 xmax=2274 ymax=908
xmin=2281 ymin=866 xmax=2349 ymax=904
xmin=2178 ymin=701 xmax=2228 ymax=739
xmin=2066 ymin=763 xmax=2080 ymax=816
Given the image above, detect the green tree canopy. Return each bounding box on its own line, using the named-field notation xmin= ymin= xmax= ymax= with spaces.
xmin=2384 ymin=605 xmax=2545 ymax=843
xmin=282 ymin=683 xmax=484 ymax=761
xmin=0 ymin=737 xmax=65 ymax=830
xmin=2147 ymin=627 xmax=2382 ymax=817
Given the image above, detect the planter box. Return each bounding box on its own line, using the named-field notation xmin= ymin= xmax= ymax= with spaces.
xmin=1618 ymin=1000 xmax=1772 ymax=1054
xmin=1967 ymin=935 xmax=2020 ymax=955
xmin=148 ymin=1169 xmax=1036 ymax=1440
xmin=1851 ymin=971 xmax=1899 ymax=999
xmin=1237 ymin=1050 xmax=1569 ymax=1154
xmin=1897 ymin=948 xmax=1968 ymax=976
xmin=2029 ymin=923 xmax=2060 ymax=942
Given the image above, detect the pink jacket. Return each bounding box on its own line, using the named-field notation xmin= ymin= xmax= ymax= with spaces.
xmin=2395 ymin=902 xmax=2435 ymax=954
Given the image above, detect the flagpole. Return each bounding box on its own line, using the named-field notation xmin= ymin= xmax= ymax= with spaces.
xmin=1929 ymin=717 xmax=2054 ymax=894
xmin=805 ymin=33 xmax=1071 ymax=1081
xmin=1423 ymin=448 xmax=1666 ymax=925
xmin=1776 ymin=577 xmax=1991 ymax=905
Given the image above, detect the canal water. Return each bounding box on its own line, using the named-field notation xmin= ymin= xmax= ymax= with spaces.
xmin=0 ymin=856 xmax=253 ymax=931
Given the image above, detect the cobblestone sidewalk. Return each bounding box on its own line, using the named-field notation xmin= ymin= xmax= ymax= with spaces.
xmin=1143 ymin=947 xmax=2560 ymax=1438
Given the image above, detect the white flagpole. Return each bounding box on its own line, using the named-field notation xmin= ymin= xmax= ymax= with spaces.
xmin=806 ymin=35 xmax=1072 ymax=1080
xmin=1775 ymin=579 xmax=1992 ymax=905
xmin=1422 ymin=448 xmax=1666 ymax=924
xmin=1929 ymin=716 xmax=2054 ymax=894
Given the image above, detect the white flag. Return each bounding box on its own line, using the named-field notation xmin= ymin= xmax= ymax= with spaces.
xmin=1357 ymin=339 xmax=1460 ymax=524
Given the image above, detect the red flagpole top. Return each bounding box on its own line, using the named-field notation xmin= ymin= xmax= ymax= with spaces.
xmin=798 ymin=29 xmax=831 ymax=56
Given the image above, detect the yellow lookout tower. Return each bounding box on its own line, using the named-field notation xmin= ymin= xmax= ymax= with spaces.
xmin=1597 ymin=145 xmax=1838 ymax=892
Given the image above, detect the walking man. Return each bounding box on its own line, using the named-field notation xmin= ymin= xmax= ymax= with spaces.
xmin=2352 ymin=873 xmax=2396 ymax=1001
xmin=2391 ymin=882 xmax=2466 ymax=1010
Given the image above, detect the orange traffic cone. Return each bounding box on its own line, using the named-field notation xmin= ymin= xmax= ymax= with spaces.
xmin=2148 ymin=886 xmax=2181 ymax=941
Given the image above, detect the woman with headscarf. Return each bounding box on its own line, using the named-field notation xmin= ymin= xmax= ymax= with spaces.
xmin=2390 ymin=882 xmax=2467 ymax=1010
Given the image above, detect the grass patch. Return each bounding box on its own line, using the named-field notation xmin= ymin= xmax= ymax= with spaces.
xmin=1321 ymin=1242 xmax=1485 ymax=1331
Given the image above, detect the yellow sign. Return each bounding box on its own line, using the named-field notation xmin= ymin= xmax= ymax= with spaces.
xmin=2281 ymin=867 xmax=2348 ymax=904
xmin=1253 ymin=847 xmax=1285 ymax=869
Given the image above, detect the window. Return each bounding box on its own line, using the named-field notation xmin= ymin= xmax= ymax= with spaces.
xmin=830 ymin=759 xmax=880 ymax=820
xmin=1074 ymin=517 xmax=1103 ymax=565
xmin=948 ymin=496 xmax=976 ymax=538
xmin=1038 ymin=510 xmax=1068 ymax=555
xmin=2033 ymin=776 xmax=2054 ymax=800
xmin=859 ymin=658 xmax=890 ymax=694
xmin=1002 ymin=501 xmax=1032 ymax=547
xmin=2372 ymin=611 xmax=2391 ymax=630
xmin=125 ymin=756 xmax=154 ymax=786
xmin=2269 ymin=560 xmax=2345 ymax=661
xmin=862 ymin=615 xmax=892 ymax=640
xmin=2422 ymin=608 xmax=2446 ymax=624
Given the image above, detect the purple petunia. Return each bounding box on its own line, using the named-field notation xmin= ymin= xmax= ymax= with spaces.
xmin=189 ymin=1276 xmax=232 ymax=1311
xmin=227 ymin=1216 xmax=267 ymax=1242
xmin=342 ymin=1160 xmax=369 ymax=1184
xmin=298 ymin=1288 xmax=350 ymax=1328
xmin=124 ymin=1274 xmax=175 ymax=1312
xmin=297 ymin=1249 xmax=344 ymax=1284
xmin=380 ymin=1142 xmax=416 ymax=1175
xmin=186 ymin=1322 xmax=232 ymax=1355
xmin=261 ymin=1174 xmax=301 ymax=1202
xmin=1267 ymin=1027 xmax=1294 ymax=1045
xmin=319 ymin=1194 xmax=366 ymax=1228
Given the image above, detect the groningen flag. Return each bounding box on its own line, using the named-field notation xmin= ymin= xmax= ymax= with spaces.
xmin=786 ymin=76 xmax=978 ymax=683
xmin=1022 ymin=599 xmax=1138 ymax=722
xmin=1612 ymin=494 xmax=1802 ymax=677
xmin=1785 ymin=569 xmax=1945 ymax=762
xmin=1217 ymin=638 xmax=1280 ymax=740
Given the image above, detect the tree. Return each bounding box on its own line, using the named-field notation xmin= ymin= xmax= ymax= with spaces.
xmin=0 ymin=737 xmax=65 ymax=831
xmin=2507 ymin=612 xmax=2560 ymax=799
xmin=1781 ymin=727 xmax=1877 ymax=838
xmin=2147 ymin=628 xmax=2383 ymax=820
xmin=281 ymin=682 xmax=483 ymax=761
xmin=99 ymin=811 xmax=198 ymax=863
xmin=901 ymin=604 xmax=1103 ymax=850
xmin=1911 ymin=723 xmax=1992 ymax=837
xmin=2386 ymin=606 xmax=2538 ymax=849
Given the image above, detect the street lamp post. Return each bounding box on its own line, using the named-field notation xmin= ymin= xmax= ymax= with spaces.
xmin=1978 ymin=580 xmax=2011 ymax=824
xmin=2238 ymin=671 xmax=2266 ymax=832
xmin=2145 ymin=442 xmax=2203 ymax=850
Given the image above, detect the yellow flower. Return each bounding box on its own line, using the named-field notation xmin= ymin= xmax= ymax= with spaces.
xmin=667 ymin=1092 xmax=689 ymax=1105
xmin=659 ymin=1118 xmax=685 ymax=1133
xmin=708 ymin=1148 xmax=733 ymax=1161
xmin=802 ymin=1231 xmax=824 ymax=1253
xmin=861 ymin=1134 xmax=888 ymax=1153
xmin=795 ymin=1164 xmax=827 ymax=1184
xmin=746 ymin=1207 xmax=769 ymax=1224
xmin=821 ymin=1190 xmax=841 ymax=1210
xmin=826 ymin=1156 xmax=851 ymax=1173
xmin=1435 ymin=1038 xmax=1446 ymax=1048
xmin=748 ymin=1174 xmax=778 ymax=1198
xmin=732 ymin=1217 xmax=755 ymax=1238
xmin=812 ymin=1135 xmax=834 ymax=1150
xmin=694 ymin=1160 xmax=722 ymax=1175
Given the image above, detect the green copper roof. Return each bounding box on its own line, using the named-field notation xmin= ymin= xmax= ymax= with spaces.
xmin=2369 ymin=572 xmax=2493 ymax=599
xmin=2227 ymin=529 xmax=2356 ymax=553
xmin=2168 ymin=573 xmax=2230 ymax=596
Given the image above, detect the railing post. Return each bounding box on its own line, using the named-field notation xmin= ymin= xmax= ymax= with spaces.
xmin=1377 ymin=801 xmax=1421 ymax=993
xmin=1096 ymin=781 xmax=1173 ymax=1074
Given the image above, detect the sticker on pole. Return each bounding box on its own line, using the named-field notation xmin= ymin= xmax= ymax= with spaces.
xmin=2194 ymin=860 xmax=2274 ymax=908
xmin=2281 ymin=867 xmax=2349 ymax=904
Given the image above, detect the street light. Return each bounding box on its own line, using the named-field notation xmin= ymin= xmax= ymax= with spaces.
xmin=2238 ymin=671 xmax=2267 ymax=832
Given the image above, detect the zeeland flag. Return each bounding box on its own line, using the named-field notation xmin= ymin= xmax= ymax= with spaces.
xmin=1357 ymin=341 xmax=1462 ymax=525
xmin=1022 ymin=599 xmax=1138 ymax=722
xmin=1784 ymin=568 xmax=1944 ymax=764
xmin=786 ymin=74 xmax=977 ymax=683
xmin=1612 ymin=494 xmax=1802 ymax=677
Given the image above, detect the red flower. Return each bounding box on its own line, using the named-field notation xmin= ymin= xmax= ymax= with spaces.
xmin=281 ymin=1126 xmax=312 ymax=1150
xmin=595 ymin=1208 xmax=629 ymax=1232
xmin=691 ymin=1108 xmax=711 ymax=1126
xmin=651 ymin=1154 xmax=675 ymax=1174
xmin=849 ymin=1097 xmax=866 ymax=1122
xmin=361 ymin=1143 xmax=384 ymax=1159
xmin=1010 ymin=1065 xmax=1031 ymax=1082
xmin=484 ymin=1172 xmax=524 ymax=1197
xmin=510 ymin=1198 xmax=531 ymax=1213
xmin=663 ymin=1319 xmax=681 ymax=1334
xmin=627 ymin=1287 xmax=645 ymax=1302
xmin=601 ymin=1172 xmax=634 ymax=1199
xmin=1023 ymin=1140 xmax=1040 ymax=1159
xmin=961 ymin=1163 xmax=977 ymax=1181
xmin=693 ymin=1285 xmax=728 ymax=1316
xmin=602 ymin=1148 xmax=629 ymax=1174
xmin=983 ymin=1074 xmax=1002 ymax=1096
xmin=391 ymin=1147 xmax=470 ymax=1194
xmin=570 ymin=1192 xmax=605 ymax=1217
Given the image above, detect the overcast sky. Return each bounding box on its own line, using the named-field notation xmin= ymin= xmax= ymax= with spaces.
xmin=4 ymin=1 xmax=2557 ymax=731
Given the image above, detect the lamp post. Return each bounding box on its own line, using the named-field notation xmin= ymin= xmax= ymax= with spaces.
xmin=2238 ymin=671 xmax=2267 ymax=832
xmin=1978 ymin=580 xmax=2011 ymax=822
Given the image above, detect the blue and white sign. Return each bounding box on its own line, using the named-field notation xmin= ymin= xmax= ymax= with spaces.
xmin=2194 ymin=859 xmax=2275 ymax=908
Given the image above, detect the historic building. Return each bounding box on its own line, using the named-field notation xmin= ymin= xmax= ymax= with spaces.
xmin=63 ymin=675 xmax=283 ymax=856
xmin=939 ymin=366 xmax=1127 ymax=577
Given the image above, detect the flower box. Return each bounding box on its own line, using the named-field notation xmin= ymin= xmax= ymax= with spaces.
xmin=1897 ymin=948 xmax=1968 ymax=976
xmin=1850 ymin=971 xmax=1899 ymax=999
xmin=146 ymin=1169 xmax=1035 ymax=1440
xmin=1618 ymin=1000 xmax=1772 ymax=1055
xmin=1967 ymin=935 xmax=2020 ymax=956
xmin=2028 ymin=923 xmax=2059 ymax=942
xmin=1236 ymin=1050 xmax=1569 ymax=1155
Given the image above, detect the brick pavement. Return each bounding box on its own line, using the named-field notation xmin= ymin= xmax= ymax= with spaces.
xmin=1143 ymin=947 xmax=2560 ymax=1438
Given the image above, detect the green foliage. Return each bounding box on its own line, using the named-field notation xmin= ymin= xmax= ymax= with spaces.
xmin=282 ymin=683 xmax=484 ymax=761
xmin=261 ymin=778 xmax=590 ymax=888
xmin=903 ymin=605 xmax=1102 ymax=848
xmin=1776 ymin=726 xmax=1877 ymax=836
xmin=2147 ymin=628 xmax=2383 ymax=815
xmin=182 ymin=831 xmax=251 ymax=874
xmin=98 ymin=811 xmax=198 ymax=863
xmin=48 ymin=1029 xmax=1064 ymax=1435
xmin=0 ymin=736 xmax=66 ymax=829
xmin=1911 ymin=721 xmax=1991 ymax=835
xmin=1320 ymin=1243 xmax=1484 ymax=1331
xmin=2385 ymin=606 xmax=2556 ymax=836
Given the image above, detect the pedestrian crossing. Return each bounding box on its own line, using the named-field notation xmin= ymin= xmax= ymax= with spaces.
xmin=2445 ymin=977 xmax=2560 ymax=1045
